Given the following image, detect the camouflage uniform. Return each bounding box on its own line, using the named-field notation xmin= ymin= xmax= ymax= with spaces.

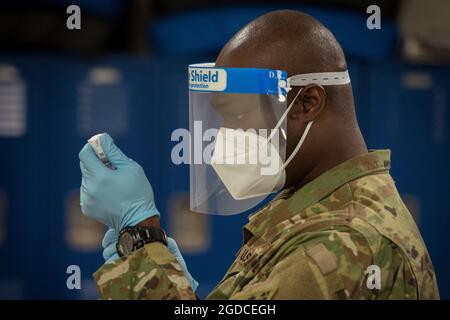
xmin=93 ymin=150 xmax=440 ymax=300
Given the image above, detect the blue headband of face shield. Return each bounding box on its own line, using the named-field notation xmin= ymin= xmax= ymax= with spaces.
xmin=188 ymin=62 xmax=351 ymax=99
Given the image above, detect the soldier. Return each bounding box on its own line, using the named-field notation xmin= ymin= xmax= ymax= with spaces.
xmin=79 ymin=10 xmax=439 ymax=299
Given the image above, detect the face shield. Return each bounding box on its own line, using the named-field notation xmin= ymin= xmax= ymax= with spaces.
xmin=188 ymin=62 xmax=350 ymax=215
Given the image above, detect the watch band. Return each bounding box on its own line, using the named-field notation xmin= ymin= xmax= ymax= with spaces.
xmin=117 ymin=225 xmax=168 ymax=257
xmin=136 ymin=226 xmax=168 ymax=247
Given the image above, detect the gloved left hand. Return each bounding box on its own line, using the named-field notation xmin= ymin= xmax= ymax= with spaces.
xmin=102 ymin=228 xmax=120 ymax=263
xmin=79 ymin=133 xmax=160 ymax=230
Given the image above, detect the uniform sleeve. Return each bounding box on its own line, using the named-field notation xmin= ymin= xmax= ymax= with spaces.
xmin=228 ymin=228 xmax=374 ymax=300
xmin=93 ymin=242 xmax=197 ymax=300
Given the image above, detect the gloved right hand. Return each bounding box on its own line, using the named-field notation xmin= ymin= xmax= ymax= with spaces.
xmin=102 ymin=228 xmax=199 ymax=292
xmin=79 ymin=133 xmax=160 ymax=230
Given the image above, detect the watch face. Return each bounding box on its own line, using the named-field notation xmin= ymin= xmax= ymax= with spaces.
xmin=118 ymin=232 xmax=134 ymax=256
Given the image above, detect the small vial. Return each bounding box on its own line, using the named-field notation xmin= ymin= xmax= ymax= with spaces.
xmin=88 ymin=133 xmax=116 ymax=170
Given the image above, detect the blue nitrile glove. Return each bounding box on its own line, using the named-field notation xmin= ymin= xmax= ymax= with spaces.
xmin=79 ymin=133 xmax=160 ymax=230
xmin=167 ymin=237 xmax=199 ymax=293
xmin=102 ymin=228 xmax=120 ymax=263
xmin=102 ymin=229 xmax=199 ymax=293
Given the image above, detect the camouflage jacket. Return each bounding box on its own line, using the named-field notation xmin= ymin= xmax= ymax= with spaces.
xmin=93 ymin=150 xmax=440 ymax=300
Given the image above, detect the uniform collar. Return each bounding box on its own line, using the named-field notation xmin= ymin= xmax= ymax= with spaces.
xmin=243 ymin=149 xmax=392 ymax=240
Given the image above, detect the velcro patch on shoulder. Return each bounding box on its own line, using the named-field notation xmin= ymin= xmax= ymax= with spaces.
xmin=306 ymin=243 xmax=338 ymax=275
xmin=236 ymin=244 xmax=255 ymax=266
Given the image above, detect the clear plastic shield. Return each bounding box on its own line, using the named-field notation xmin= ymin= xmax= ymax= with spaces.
xmin=188 ymin=63 xmax=288 ymax=215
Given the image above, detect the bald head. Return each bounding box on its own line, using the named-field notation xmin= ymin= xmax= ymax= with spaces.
xmin=216 ymin=10 xmax=347 ymax=75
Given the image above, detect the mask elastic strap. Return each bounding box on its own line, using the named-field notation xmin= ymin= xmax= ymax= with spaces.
xmin=279 ymin=120 xmax=313 ymax=172
xmin=266 ymin=86 xmax=312 ymax=173
xmin=268 ymin=87 xmax=304 ymax=142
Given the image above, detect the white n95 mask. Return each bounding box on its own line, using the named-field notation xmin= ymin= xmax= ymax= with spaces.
xmin=211 ymin=128 xmax=286 ymax=200
xmin=211 ymin=88 xmax=313 ymax=200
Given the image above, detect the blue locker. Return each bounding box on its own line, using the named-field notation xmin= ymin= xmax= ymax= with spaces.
xmin=366 ymin=62 xmax=450 ymax=298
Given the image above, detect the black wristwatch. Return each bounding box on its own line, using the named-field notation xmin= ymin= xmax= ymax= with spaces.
xmin=116 ymin=225 xmax=168 ymax=257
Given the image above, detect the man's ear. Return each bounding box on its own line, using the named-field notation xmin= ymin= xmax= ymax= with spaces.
xmin=289 ymin=84 xmax=326 ymax=122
